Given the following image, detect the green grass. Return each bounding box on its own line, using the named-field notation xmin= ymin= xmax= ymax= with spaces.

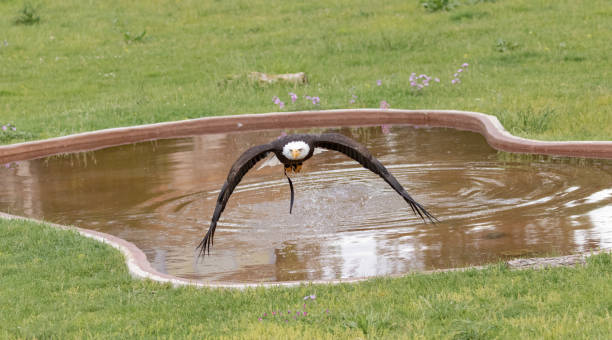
xmin=0 ymin=0 xmax=610 ymax=143
xmin=1 ymin=218 xmax=611 ymax=339
xmin=1 ymin=1 xmax=612 ymax=338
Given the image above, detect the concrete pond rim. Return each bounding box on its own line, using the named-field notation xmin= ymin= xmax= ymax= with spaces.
xmin=1 ymin=109 xmax=611 ymax=288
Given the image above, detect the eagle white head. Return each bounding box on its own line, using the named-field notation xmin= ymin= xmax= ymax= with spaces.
xmin=282 ymin=141 xmax=310 ymax=160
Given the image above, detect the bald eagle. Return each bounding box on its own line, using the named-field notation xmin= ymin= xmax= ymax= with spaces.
xmin=197 ymin=133 xmax=438 ymax=256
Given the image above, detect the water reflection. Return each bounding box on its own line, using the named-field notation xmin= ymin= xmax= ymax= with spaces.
xmin=1 ymin=126 xmax=611 ymax=282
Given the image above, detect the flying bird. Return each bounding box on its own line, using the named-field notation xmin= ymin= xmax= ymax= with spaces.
xmin=197 ymin=132 xmax=438 ymax=256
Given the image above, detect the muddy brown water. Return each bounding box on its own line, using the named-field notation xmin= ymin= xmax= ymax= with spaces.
xmin=1 ymin=126 xmax=611 ymax=282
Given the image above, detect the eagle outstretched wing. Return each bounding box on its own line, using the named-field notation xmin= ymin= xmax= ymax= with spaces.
xmin=312 ymin=133 xmax=438 ymax=223
xmin=197 ymin=143 xmax=276 ymax=256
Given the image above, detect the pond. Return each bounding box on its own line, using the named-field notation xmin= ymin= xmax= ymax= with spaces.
xmin=1 ymin=125 xmax=611 ymax=282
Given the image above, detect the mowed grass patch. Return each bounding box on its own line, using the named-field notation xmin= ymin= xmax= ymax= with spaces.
xmin=1 ymin=1 xmax=611 ymax=338
xmin=0 ymin=0 xmax=610 ymax=143
xmin=1 ymin=218 xmax=611 ymax=339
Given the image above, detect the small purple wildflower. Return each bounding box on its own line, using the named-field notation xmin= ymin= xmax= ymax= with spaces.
xmin=380 ymin=100 xmax=390 ymax=109
xmin=305 ymin=96 xmax=320 ymax=104
xmin=272 ymin=96 xmax=285 ymax=109
xmin=377 ymin=79 xmax=382 ymax=86
xmin=1 ymin=125 xmax=6 ymax=131
xmin=409 ymin=73 xmax=437 ymax=90
xmin=257 ymin=295 xmax=322 ymax=323
xmin=451 ymin=62 xmax=469 ymax=85
xmin=289 ymin=92 xmax=298 ymax=103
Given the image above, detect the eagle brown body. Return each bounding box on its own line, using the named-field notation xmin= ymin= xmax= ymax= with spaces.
xmin=197 ymin=132 xmax=437 ymax=256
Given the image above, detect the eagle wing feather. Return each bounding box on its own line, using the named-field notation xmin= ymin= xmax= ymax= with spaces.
xmin=312 ymin=133 xmax=438 ymax=223
xmin=197 ymin=143 xmax=276 ymax=256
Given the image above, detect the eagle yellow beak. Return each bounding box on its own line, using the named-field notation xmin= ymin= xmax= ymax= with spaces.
xmin=291 ymin=149 xmax=301 ymax=159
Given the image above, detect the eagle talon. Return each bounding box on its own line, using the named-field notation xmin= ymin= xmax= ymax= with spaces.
xmin=284 ymin=164 xmax=303 ymax=173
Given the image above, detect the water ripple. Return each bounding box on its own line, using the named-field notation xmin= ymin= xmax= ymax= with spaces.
xmin=1 ymin=126 xmax=611 ymax=282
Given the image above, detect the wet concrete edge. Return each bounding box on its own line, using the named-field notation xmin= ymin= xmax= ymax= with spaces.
xmin=1 ymin=109 xmax=611 ymax=289
xmin=1 ymin=211 xmax=608 ymax=289
xmin=1 ymin=109 xmax=611 ymax=163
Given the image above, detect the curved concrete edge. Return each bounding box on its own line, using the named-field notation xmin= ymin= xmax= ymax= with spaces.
xmin=1 ymin=109 xmax=611 ymax=163
xmin=1 ymin=109 xmax=611 ymax=289
xmin=1 ymin=211 xmax=609 ymax=289
xmin=0 ymin=211 xmax=377 ymax=289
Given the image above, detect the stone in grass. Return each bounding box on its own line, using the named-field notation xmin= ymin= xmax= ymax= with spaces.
xmin=248 ymin=72 xmax=307 ymax=84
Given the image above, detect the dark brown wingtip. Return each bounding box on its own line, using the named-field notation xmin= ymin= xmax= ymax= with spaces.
xmin=196 ymin=224 xmax=216 ymax=258
xmin=401 ymin=193 xmax=439 ymax=224
xmin=196 ymin=236 xmax=209 ymax=258
xmin=419 ymin=204 xmax=440 ymax=224
xmin=422 ymin=208 xmax=440 ymax=224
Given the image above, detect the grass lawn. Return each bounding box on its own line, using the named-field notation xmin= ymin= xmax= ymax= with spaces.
xmin=0 ymin=0 xmax=610 ymax=143
xmin=2 ymin=218 xmax=611 ymax=339
xmin=1 ymin=0 xmax=611 ymax=338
